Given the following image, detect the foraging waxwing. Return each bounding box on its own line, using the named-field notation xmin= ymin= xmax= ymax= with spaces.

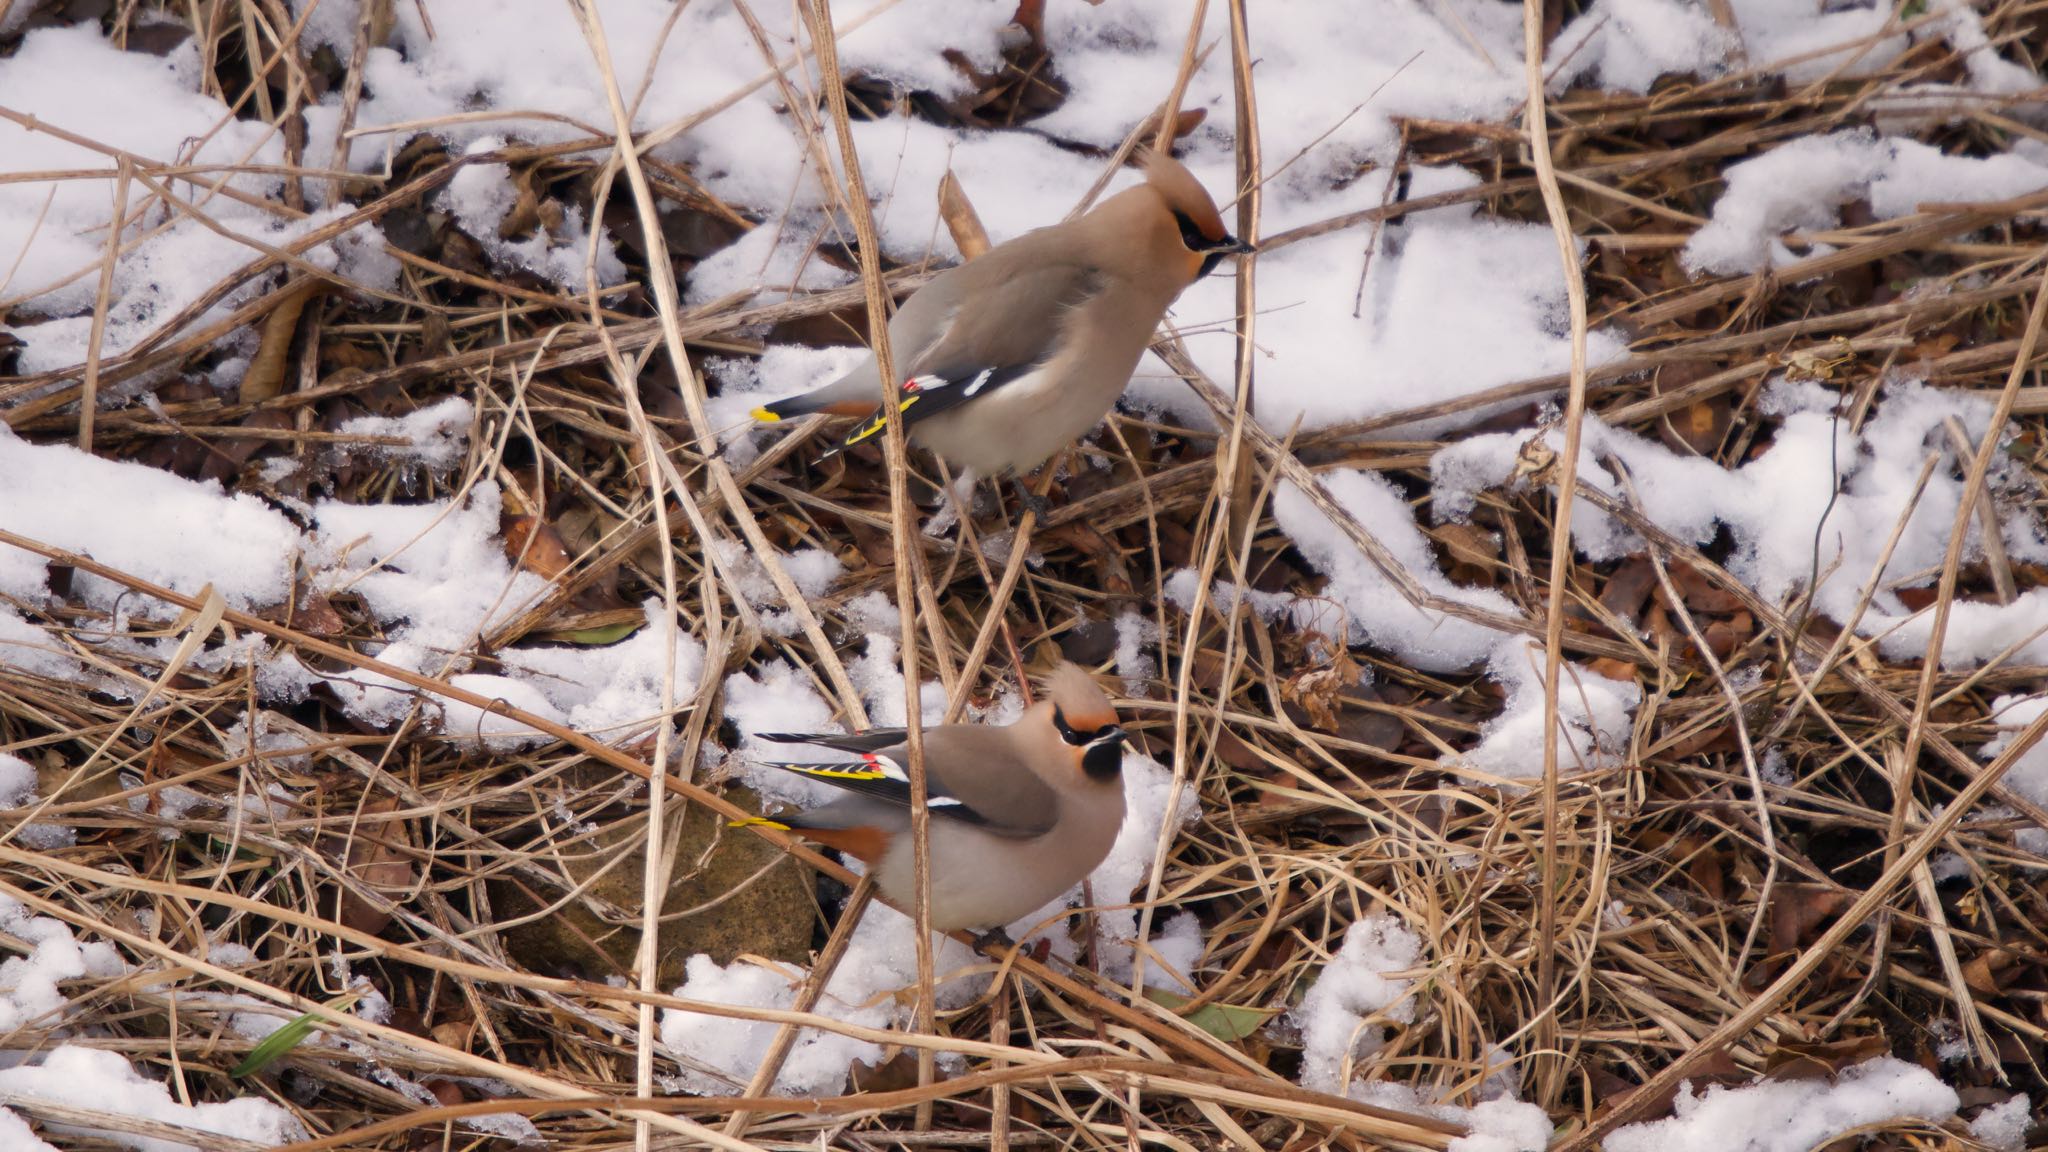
xmin=734 ymin=662 xmax=1129 ymax=934
xmin=750 ymin=151 xmax=1249 ymax=486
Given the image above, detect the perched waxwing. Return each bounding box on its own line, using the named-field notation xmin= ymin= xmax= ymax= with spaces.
xmin=750 ymin=150 xmax=1249 ymax=487
xmin=734 ymin=662 xmax=1129 ymax=934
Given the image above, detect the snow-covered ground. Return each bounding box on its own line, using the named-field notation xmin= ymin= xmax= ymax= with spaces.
xmin=4 ymin=0 xmax=2048 ymax=1146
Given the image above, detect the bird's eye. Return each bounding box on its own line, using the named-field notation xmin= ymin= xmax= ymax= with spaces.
xmin=1054 ymin=705 xmax=1117 ymax=748
xmin=1053 ymin=705 xmax=1084 ymax=745
xmin=1172 ymin=210 xmax=1211 ymax=251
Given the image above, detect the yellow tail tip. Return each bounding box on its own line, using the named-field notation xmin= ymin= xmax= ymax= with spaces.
xmin=729 ymin=816 xmax=791 ymax=831
xmin=749 ymin=406 xmax=781 ymax=423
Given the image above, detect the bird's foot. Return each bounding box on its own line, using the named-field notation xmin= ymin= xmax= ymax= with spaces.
xmin=1009 ymin=479 xmax=1052 ymax=522
xmin=970 ymin=926 xmax=1017 ymax=956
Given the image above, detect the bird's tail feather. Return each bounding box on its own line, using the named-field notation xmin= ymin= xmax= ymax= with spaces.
xmin=748 ymin=395 xmax=809 ymax=422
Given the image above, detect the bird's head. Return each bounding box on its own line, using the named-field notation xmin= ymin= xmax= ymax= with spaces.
xmin=1041 ymin=661 xmax=1127 ymax=782
xmin=1140 ymin=150 xmax=1253 ymax=281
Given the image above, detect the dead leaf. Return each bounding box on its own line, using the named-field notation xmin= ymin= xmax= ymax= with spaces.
xmin=498 ymin=168 xmax=544 ymax=241
xmin=1670 ymin=561 xmax=1746 ymax=614
xmin=1769 ymin=884 xmax=1848 ymax=955
xmin=239 ymin=280 xmax=323 ymax=404
xmin=1702 ymin=610 xmax=1753 ymax=658
xmin=1962 ymin=948 xmax=2015 ymax=996
xmin=1600 ymin=557 xmax=1657 ymax=624
xmin=1189 ymin=647 xmax=1231 ymax=694
xmin=1280 ymin=650 xmax=1361 ymax=733
xmin=292 ymin=590 xmax=346 ymax=637
xmin=938 ymin=170 xmax=990 ymax=260
xmin=328 ymin=797 xmax=419 ymax=937
xmin=1649 ymin=362 xmax=1727 ymax=456
xmin=504 ymin=515 xmax=573 ymax=580
xmin=1511 ymin=433 xmax=1558 ymax=488
xmin=1908 ymin=331 xmax=1961 ymax=361
xmin=1588 ymin=657 xmax=1638 ymax=684
xmin=1214 ymin=729 xmax=1269 ymax=773
xmin=1763 ymin=1035 xmax=1889 ymax=1082
xmin=429 ymin=1019 xmax=475 ymax=1053
xmin=1334 ymin=689 xmax=1404 ymax=751
xmin=1432 ymin=521 xmax=1500 ymax=569
xmin=1134 ymin=106 xmax=1209 ymax=146
xmin=423 ymin=1079 xmax=466 ymax=1107
xmin=1596 ymin=1045 xmax=1742 ymax=1120
xmin=1782 ymin=337 xmax=1857 ymax=383
xmin=850 ymin=1050 xmax=922 ymax=1093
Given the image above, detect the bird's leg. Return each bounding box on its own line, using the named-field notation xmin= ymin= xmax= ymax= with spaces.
xmin=1009 ymin=478 xmax=1052 ymax=522
xmin=970 ymin=926 xmax=1017 ymax=956
xmin=1010 ymin=461 xmax=1060 ymax=522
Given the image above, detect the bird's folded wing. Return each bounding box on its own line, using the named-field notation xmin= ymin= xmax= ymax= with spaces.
xmin=760 ymin=752 xmax=1021 ymax=830
xmin=828 ymin=257 xmax=1107 ymax=456
xmin=829 ymin=364 xmax=1038 ymax=454
xmin=755 ymin=729 xmax=909 ymax=754
xmin=758 ymin=727 xmax=1063 ymax=839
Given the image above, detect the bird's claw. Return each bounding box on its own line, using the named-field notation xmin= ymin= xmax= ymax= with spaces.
xmin=1010 ymin=480 xmax=1052 ymax=522
xmin=970 ymin=926 xmax=1017 ymax=956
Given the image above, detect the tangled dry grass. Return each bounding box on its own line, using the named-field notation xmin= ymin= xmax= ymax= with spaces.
xmin=5 ymin=0 xmax=2048 ymax=1149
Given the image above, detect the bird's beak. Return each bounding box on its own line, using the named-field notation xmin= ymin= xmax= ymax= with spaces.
xmin=1090 ymin=726 xmax=1129 ymax=748
xmin=1215 ymin=234 xmax=1255 ymax=255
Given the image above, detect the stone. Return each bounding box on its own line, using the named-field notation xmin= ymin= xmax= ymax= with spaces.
xmin=492 ymin=787 xmax=813 ymax=987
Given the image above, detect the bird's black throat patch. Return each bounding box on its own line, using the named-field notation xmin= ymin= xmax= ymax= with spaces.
xmin=1081 ymin=739 xmax=1124 ymax=781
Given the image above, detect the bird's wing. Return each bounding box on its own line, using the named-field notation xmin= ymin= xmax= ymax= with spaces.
xmin=756 ymin=727 xmax=1059 ymax=838
xmin=754 ymin=729 xmax=909 ymax=754
xmin=826 ymin=254 xmax=1107 ymax=457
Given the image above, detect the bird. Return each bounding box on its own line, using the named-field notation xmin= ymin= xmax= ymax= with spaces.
xmin=748 ymin=150 xmax=1249 ymax=500
xmin=733 ymin=662 xmax=1130 ymax=936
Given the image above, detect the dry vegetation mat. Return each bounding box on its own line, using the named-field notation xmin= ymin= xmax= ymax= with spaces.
xmin=4 ymin=0 xmax=2048 ymax=1150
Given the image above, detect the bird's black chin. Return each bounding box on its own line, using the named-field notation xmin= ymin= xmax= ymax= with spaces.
xmin=1194 ymin=234 xmax=1252 ymax=280
xmin=1081 ymin=733 xmax=1130 ymax=778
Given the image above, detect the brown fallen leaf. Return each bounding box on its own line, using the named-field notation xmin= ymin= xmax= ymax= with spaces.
xmin=1769 ymin=884 xmax=1849 ymax=956
xmin=1961 ymin=947 xmax=2015 ymax=996
xmin=1189 ymin=647 xmax=1232 ymax=695
xmin=423 ymin=1079 xmax=466 ymax=1108
xmin=1763 ymin=1034 xmax=1890 ymax=1082
xmin=504 ymin=514 xmax=573 ymax=581
xmin=1433 ymin=520 xmax=1501 ymax=572
xmin=1587 ymin=657 xmax=1638 ymax=684
xmin=292 ymin=589 xmax=346 ymax=637
xmin=1702 ymin=610 xmax=1753 ymax=659
xmin=1280 ymin=650 xmax=1361 ymax=733
xmin=1670 ymin=560 xmax=1747 ymax=614
xmin=938 ymin=169 xmax=990 ymax=261
xmin=1596 ymin=1045 xmax=1743 ymax=1120
xmin=1211 ymin=729 xmax=1269 ymax=773
xmin=850 ymin=1050 xmax=922 ymax=1094
xmin=327 ymin=797 xmax=419 ymax=937
xmin=1134 ymin=106 xmax=1209 ymax=146
xmin=429 ymin=1019 xmax=476 ymax=1054
xmin=239 ymin=280 xmax=324 ymax=404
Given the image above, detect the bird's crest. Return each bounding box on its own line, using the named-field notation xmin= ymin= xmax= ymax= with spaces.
xmin=1041 ymin=661 xmax=1118 ymax=732
xmin=1140 ymin=150 xmax=1230 ymax=243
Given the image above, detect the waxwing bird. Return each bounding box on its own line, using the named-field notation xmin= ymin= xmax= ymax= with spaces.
xmin=749 ymin=151 xmax=1249 ymax=488
xmin=734 ymin=662 xmax=1129 ymax=934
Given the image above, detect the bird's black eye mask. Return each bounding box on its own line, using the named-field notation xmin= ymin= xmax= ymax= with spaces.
xmin=1172 ymin=211 xmax=1250 ymax=280
xmin=1054 ymin=704 xmax=1128 ymax=780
